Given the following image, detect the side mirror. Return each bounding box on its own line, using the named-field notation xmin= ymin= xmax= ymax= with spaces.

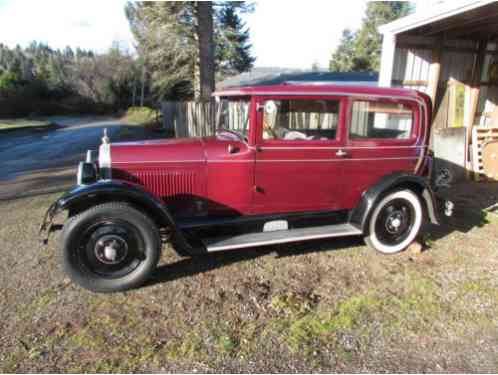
xmin=265 ymin=100 xmax=278 ymax=114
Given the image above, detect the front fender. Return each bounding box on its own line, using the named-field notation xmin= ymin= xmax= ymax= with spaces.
xmin=39 ymin=180 xmax=196 ymax=255
xmin=349 ymin=172 xmax=439 ymax=232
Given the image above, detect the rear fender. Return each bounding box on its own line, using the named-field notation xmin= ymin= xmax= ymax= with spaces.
xmin=349 ymin=172 xmax=439 ymax=232
xmin=39 ymin=180 xmax=197 ymax=255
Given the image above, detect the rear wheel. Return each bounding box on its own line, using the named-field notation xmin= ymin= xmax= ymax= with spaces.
xmin=60 ymin=202 xmax=161 ymax=292
xmin=364 ymin=189 xmax=423 ymax=254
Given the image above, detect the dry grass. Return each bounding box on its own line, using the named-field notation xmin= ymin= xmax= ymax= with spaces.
xmin=1 ymin=182 xmax=498 ymax=372
xmin=0 ymin=118 xmax=55 ymax=131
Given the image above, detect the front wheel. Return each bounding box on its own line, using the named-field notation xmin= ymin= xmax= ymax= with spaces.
xmin=364 ymin=189 xmax=423 ymax=254
xmin=60 ymin=202 xmax=161 ymax=293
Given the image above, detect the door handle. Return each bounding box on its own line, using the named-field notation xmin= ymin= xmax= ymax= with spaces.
xmin=336 ymin=149 xmax=348 ymax=157
xmin=228 ymin=144 xmax=239 ymax=154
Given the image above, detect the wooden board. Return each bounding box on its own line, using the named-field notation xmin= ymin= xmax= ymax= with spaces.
xmin=482 ymin=140 xmax=498 ymax=180
xmin=472 ymin=126 xmax=498 ymax=180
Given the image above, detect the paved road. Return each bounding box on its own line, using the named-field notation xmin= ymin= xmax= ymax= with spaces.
xmin=0 ymin=116 xmax=162 ymax=200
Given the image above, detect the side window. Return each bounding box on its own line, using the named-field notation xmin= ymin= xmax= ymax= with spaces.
xmin=263 ymin=99 xmax=339 ymax=141
xmin=350 ymin=100 xmax=414 ymax=140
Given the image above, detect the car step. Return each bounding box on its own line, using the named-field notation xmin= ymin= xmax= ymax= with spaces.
xmin=202 ymin=223 xmax=362 ymax=252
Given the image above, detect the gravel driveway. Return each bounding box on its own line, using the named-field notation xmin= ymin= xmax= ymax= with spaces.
xmin=0 ymin=116 xmax=164 ymax=200
xmin=1 ymin=182 xmax=498 ymax=372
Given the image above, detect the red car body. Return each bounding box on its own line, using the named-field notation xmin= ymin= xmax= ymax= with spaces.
xmin=109 ymin=84 xmax=433 ymax=217
xmin=41 ymin=84 xmax=441 ymax=292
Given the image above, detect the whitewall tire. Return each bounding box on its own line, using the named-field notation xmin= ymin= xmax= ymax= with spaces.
xmin=364 ymin=189 xmax=423 ymax=254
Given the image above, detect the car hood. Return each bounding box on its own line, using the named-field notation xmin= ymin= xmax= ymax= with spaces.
xmin=109 ymin=137 xmax=206 ymax=165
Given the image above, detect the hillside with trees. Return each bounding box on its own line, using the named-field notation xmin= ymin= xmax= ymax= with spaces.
xmin=329 ymin=2 xmax=412 ymax=73
xmin=0 ymin=42 xmax=139 ymax=117
xmin=0 ymin=1 xmax=255 ymax=117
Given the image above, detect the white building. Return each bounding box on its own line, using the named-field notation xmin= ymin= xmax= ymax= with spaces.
xmin=379 ymin=0 xmax=498 ymax=177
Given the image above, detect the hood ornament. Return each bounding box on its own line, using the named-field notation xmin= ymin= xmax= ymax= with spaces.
xmin=102 ymin=128 xmax=110 ymax=144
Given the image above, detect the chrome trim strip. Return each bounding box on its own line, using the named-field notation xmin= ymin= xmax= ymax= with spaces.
xmin=206 ymin=228 xmax=362 ymax=252
xmin=258 ymin=145 xmax=427 ymax=150
xmin=256 ymin=157 xmax=419 ymax=162
xmin=114 ymin=157 xmax=418 ymax=164
xmin=208 ymin=160 xmax=254 ymax=163
xmin=112 ymin=160 xmax=204 ymax=164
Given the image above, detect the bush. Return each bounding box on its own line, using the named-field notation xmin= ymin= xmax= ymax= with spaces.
xmin=0 ymin=71 xmax=19 ymax=93
xmin=122 ymin=106 xmax=161 ymax=127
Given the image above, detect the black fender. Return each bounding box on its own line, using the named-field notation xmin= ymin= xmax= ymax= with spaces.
xmin=39 ymin=180 xmax=197 ymax=255
xmin=349 ymin=172 xmax=439 ymax=232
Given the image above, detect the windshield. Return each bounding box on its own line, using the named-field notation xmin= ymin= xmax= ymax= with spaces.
xmin=216 ymin=98 xmax=250 ymax=140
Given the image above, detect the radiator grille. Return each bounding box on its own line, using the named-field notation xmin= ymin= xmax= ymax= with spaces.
xmin=117 ymin=169 xmax=198 ymax=198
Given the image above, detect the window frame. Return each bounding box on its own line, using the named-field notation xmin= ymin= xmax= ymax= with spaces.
xmin=347 ymin=97 xmax=420 ymax=146
xmin=255 ymin=95 xmax=347 ymax=147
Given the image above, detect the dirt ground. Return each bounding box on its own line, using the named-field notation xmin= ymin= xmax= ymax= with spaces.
xmin=2 ymin=182 xmax=498 ymax=372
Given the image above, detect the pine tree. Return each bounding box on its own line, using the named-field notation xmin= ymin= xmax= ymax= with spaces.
xmin=216 ymin=3 xmax=255 ymax=78
xmin=329 ymin=29 xmax=356 ymax=72
xmin=329 ymin=2 xmax=412 ymax=72
xmin=125 ymin=1 xmax=255 ymax=100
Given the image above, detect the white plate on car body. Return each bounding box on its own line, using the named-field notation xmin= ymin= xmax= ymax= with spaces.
xmin=263 ymin=220 xmax=288 ymax=232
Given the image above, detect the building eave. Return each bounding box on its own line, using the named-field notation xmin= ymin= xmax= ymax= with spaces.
xmin=378 ymin=0 xmax=496 ymax=36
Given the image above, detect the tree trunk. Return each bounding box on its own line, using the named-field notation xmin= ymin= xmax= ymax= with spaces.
xmin=132 ymin=79 xmax=136 ymax=107
xmin=195 ymin=1 xmax=215 ymax=102
xmin=140 ymin=64 xmax=146 ymax=107
xmin=193 ymin=53 xmax=201 ymax=101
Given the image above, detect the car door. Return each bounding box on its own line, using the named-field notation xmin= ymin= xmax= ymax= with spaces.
xmin=341 ymin=97 xmax=423 ymax=209
xmin=252 ymin=95 xmax=347 ymax=214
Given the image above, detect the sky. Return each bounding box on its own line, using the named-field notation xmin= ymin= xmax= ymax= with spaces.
xmin=0 ymin=0 xmax=373 ymax=70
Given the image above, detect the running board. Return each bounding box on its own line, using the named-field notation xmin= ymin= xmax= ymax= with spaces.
xmin=202 ymin=223 xmax=362 ymax=252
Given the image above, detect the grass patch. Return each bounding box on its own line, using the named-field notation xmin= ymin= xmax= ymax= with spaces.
xmin=270 ymin=293 xmax=380 ymax=354
xmin=266 ymin=272 xmax=455 ymax=356
xmin=121 ymin=106 xmax=161 ymax=128
xmin=0 ymin=118 xmax=55 ymax=131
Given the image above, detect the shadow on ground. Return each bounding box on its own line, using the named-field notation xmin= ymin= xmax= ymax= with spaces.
xmin=147 ymin=237 xmax=362 ymax=287
xmin=146 ymin=179 xmax=498 ymax=288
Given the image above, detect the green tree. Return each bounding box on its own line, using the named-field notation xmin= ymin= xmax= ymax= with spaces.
xmin=329 ymin=2 xmax=412 ymax=72
xmin=125 ymin=1 xmax=255 ymax=101
xmin=329 ymin=29 xmax=355 ymax=72
xmin=0 ymin=41 xmax=140 ymax=115
xmin=216 ymin=3 xmax=255 ymax=78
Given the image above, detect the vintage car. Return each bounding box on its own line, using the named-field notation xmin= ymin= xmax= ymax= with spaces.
xmin=41 ymin=84 xmax=442 ymax=292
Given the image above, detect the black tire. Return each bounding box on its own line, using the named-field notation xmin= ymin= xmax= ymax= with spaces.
xmin=364 ymin=189 xmax=423 ymax=254
xmin=60 ymin=202 xmax=161 ymax=293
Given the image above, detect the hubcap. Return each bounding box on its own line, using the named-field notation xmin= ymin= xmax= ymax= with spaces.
xmin=375 ymin=198 xmax=415 ymax=246
xmin=78 ymin=220 xmax=145 ymax=279
xmin=385 ymin=210 xmax=407 ymax=234
xmin=94 ymin=234 xmax=129 ymax=265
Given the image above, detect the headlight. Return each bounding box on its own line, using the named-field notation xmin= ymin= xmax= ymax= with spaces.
xmin=98 ymin=143 xmax=112 ymax=179
xmin=77 ymin=162 xmax=97 ymax=185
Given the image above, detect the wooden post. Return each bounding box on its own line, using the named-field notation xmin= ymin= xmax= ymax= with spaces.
xmin=466 ymin=40 xmax=487 ymax=178
xmin=379 ymin=33 xmax=396 ymax=87
xmin=428 ymin=39 xmax=443 ymax=110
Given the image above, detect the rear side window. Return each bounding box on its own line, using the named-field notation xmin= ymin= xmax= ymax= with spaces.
xmin=350 ymin=101 xmax=413 ymax=140
xmin=263 ymin=99 xmax=340 ymax=141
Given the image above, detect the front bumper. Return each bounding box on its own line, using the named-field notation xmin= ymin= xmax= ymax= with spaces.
xmin=39 ymin=199 xmax=63 ymax=245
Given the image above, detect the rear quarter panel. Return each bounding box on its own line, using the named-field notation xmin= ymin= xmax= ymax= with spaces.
xmin=341 ymin=94 xmax=429 ymax=209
